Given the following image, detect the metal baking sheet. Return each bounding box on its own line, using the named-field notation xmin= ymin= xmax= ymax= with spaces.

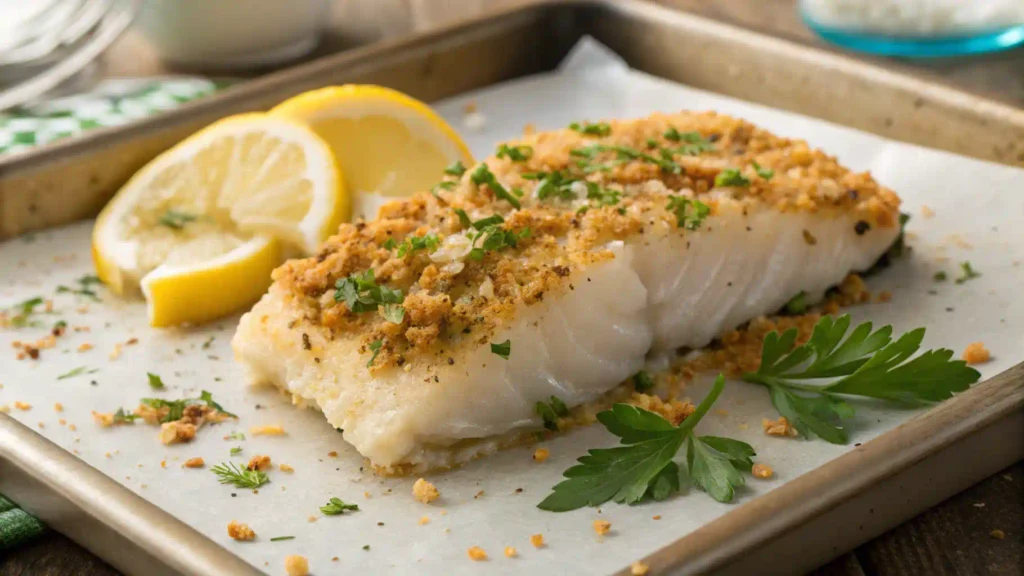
xmin=1 ymin=2 xmax=1022 ymax=575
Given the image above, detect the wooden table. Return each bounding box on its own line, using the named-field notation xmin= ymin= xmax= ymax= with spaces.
xmin=2 ymin=1 xmax=1022 ymax=574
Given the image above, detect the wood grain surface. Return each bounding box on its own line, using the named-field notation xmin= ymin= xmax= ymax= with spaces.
xmin=2 ymin=0 xmax=1022 ymax=574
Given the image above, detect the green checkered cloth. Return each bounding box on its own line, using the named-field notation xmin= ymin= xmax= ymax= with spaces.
xmin=0 ymin=77 xmax=228 ymax=155
xmin=0 ymin=493 xmax=46 ymax=550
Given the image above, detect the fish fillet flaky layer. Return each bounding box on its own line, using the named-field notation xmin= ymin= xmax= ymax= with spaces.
xmin=232 ymin=111 xmax=901 ymax=472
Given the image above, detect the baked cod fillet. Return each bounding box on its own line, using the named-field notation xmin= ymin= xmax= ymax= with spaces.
xmin=232 ymin=111 xmax=902 ymax=472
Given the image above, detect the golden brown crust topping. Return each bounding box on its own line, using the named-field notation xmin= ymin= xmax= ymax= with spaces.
xmin=270 ymin=111 xmax=901 ymax=368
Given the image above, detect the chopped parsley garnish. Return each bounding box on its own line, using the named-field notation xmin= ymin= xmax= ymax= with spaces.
xmin=569 ymin=122 xmax=611 ymax=137
xmin=470 ymin=214 xmax=505 ymax=230
xmin=632 ymin=371 xmax=655 ymax=393
xmin=395 ymin=234 xmax=440 ymax=258
xmin=453 ymin=208 xmax=473 ymax=228
xmin=382 ymin=238 xmax=397 ymax=250
xmin=202 ymin=336 xmax=215 ymax=349
xmin=714 ymin=168 xmax=750 ymax=188
xmin=5 ymin=296 xmax=45 ymax=328
xmin=158 ymin=209 xmax=198 ymax=230
xmin=367 ymin=339 xmax=383 ymax=368
xmin=230 ymin=446 xmax=243 ymax=455
xmin=270 ymin=536 xmax=295 ymax=542
xmin=334 ymin=269 xmax=404 ymax=322
xmin=538 ymin=375 xmax=754 ymax=511
xmin=471 ymin=163 xmax=520 ymax=209
xmin=532 ymin=171 xmax=580 ymax=202
xmin=933 ymin=271 xmax=947 ymax=282
xmin=496 ymin=144 xmax=533 ymax=162
xmin=783 ymin=291 xmax=808 ymax=315
xmin=444 ymin=160 xmax=467 ymax=177
xmin=752 ymin=161 xmax=774 ymax=180
xmin=56 ymin=274 xmax=102 ymax=301
xmin=431 ymin=180 xmax=456 ymax=195
xmin=665 ymin=196 xmax=710 ymax=230
xmin=663 ymin=128 xmax=715 ymax=155
xmin=57 ymin=366 xmax=98 ymax=380
xmin=320 ymin=497 xmax=359 ymax=515
xmin=147 ymin=372 xmax=165 ymax=390
xmin=571 ymin=144 xmax=681 ymax=175
xmin=490 ymin=339 xmax=511 ymax=359
xmin=955 ymin=262 xmax=981 ymax=284
xmin=535 ymin=396 xmax=569 ymax=431
xmin=586 ymin=182 xmax=622 ymax=206
xmin=113 ymin=408 xmax=138 ymax=424
xmin=743 ymin=314 xmax=980 ymax=444
xmin=211 ymin=462 xmax=269 ymax=488
xmin=362 ymin=545 xmax=371 ymax=551
xmin=139 ymin=390 xmax=236 ymax=423
xmin=225 ymin=431 xmax=245 ymax=441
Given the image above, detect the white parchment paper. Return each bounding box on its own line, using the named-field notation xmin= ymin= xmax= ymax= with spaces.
xmin=1 ymin=39 xmax=1022 ymax=575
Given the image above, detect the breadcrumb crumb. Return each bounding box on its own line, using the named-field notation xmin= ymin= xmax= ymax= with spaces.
xmin=284 ymin=555 xmax=309 ymax=576
xmin=752 ymin=463 xmax=774 ymax=479
xmin=14 ymin=401 xmax=31 ymax=411
xmin=250 ymin=425 xmax=286 ymax=436
xmin=962 ymin=342 xmax=991 ymax=365
xmin=227 ymin=521 xmax=255 ymax=541
xmin=183 ymin=457 xmax=205 ymax=468
xmin=413 ymin=478 xmax=440 ymax=503
xmin=159 ymin=421 xmax=196 ymax=445
xmin=530 ymin=534 xmax=545 ymax=548
xmin=593 ymin=519 xmax=612 ymax=536
xmin=467 ymin=546 xmax=488 ymax=561
xmin=504 ymin=546 xmax=517 ymax=558
xmin=419 ymin=516 xmax=430 ymax=525
xmin=247 ymin=455 xmax=272 ymax=471
xmin=762 ymin=416 xmax=798 ymax=437
xmin=532 ymin=448 xmax=550 ymax=462
xmin=279 ymin=463 xmax=294 ymax=472
xmin=54 ymin=403 xmax=63 ymax=412
xmin=631 ymin=561 xmax=651 ymax=575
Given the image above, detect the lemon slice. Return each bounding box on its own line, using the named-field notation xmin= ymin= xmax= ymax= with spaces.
xmin=92 ymin=113 xmax=342 ymax=326
xmin=271 ymin=85 xmax=473 ymax=220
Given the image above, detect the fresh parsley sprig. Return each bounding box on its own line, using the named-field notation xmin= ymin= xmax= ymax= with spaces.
xmin=496 ymin=144 xmax=533 ymax=162
xmin=537 ymin=375 xmax=754 ymax=511
xmin=743 ymin=315 xmax=981 ymax=444
xmin=714 ymin=168 xmax=750 ymax=188
xmin=140 ymin=390 xmax=236 ymax=422
xmin=3 ymin=296 xmax=45 ymax=328
xmin=571 ymin=144 xmax=681 ymax=175
xmin=212 ymin=462 xmax=268 ymax=489
xmin=569 ymin=122 xmax=611 ymax=137
xmin=535 ymin=396 xmax=569 ymax=431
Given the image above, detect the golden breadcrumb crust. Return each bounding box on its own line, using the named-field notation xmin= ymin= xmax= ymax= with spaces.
xmin=270 ymin=111 xmax=900 ymax=370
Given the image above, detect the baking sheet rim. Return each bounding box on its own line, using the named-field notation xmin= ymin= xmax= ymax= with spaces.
xmin=1 ymin=1 xmax=1023 ymax=574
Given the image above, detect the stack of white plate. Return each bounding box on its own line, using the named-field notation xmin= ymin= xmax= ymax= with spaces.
xmin=0 ymin=0 xmax=137 ymax=111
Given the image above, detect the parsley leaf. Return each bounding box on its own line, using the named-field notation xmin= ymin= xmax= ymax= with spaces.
xmin=395 ymin=234 xmax=440 ymax=258
xmin=334 ymin=269 xmax=404 ymax=321
xmin=743 ymin=315 xmax=980 ymax=443
xmin=444 ymin=160 xmax=467 ymax=177
xmin=230 ymin=446 xmax=243 ymax=455
xmin=714 ymin=168 xmax=750 ymax=188
xmin=571 ymin=144 xmax=681 ymax=175
xmin=366 ymin=339 xmax=383 ymax=368
xmin=538 ymin=375 xmax=752 ymax=511
xmin=320 ymin=497 xmax=359 ymax=515
xmin=211 ymin=462 xmax=268 ymax=488
xmin=471 ymin=163 xmax=520 ymax=209
xmin=56 ymin=274 xmax=102 ymax=301
xmin=955 ymin=262 xmax=981 ymax=284
xmin=632 ymin=371 xmax=655 ymax=393
xmin=752 ymin=161 xmax=774 ymax=180
xmin=453 ymin=208 xmax=473 ymax=228
xmin=270 ymin=536 xmax=295 ymax=542
xmin=586 ymin=182 xmax=621 ymax=206
xmin=783 ymin=291 xmax=808 ymax=315
xmin=569 ymin=122 xmax=611 ymax=137
xmin=158 ymin=209 xmax=197 ymax=230
xmin=666 ymin=195 xmax=710 ymax=230
xmin=535 ymin=396 xmax=569 ymax=431
xmin=490 ymin=339 xmax=510 ymax=359
xmin=113 ymin=408 xmax=138 ymax=424
xmin=533 ymin=171 xmax=580 ymax=202
xmin=147 ymin=372 xmax=165 ymax=390
xmin=496 ymin=144 xmax=533 ymax=162
xmin=933 ymin=271 xmax=947 ymax=282
xmin=4 ymin=296 xmax=45 ymax=328
xmin=139 ymin=390 xmax=235 ymax=423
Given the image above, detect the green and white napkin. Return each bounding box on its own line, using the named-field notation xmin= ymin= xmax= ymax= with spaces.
xmin=0 ymin=77 xmax=227 ymax=155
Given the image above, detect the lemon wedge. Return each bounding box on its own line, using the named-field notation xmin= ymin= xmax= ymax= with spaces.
xmin=271 ymin=85 xmax=474 ymax=220
xmin=92 ymin=113 xmax=342 ymax=326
